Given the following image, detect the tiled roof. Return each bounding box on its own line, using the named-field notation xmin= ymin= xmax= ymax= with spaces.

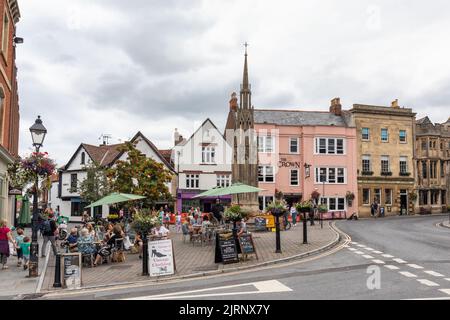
xmin=82 ymin=143 xmax=124 ymax=166
xmin=159 ymin=149 xmax=173 ymax=165
xmin=254 ymin=109 xmax=349 ymax=127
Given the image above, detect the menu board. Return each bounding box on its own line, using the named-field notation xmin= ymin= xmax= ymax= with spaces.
xmin=238 ymin=234 xmax=257 ymax=257
xmin=254 ymin=217 xmax=267 ymax=231
xmin=149 ymin=239 xmax=175 ymax=277
xmin=61 ymin=253 xmax=82 ymax=290
xmin=215 ymin=233 xmax=239 ymax=264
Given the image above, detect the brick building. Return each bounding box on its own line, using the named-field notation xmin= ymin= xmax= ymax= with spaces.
xmin=0 ymin=0 xmax=20 ymax=225
xmin=415 ymin=116 xmax=450 ymax=214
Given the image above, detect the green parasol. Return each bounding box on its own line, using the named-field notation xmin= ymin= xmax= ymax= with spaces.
xmin=192 ymin=183 xmax=264 ymax=204
xmin=85 ymin=193 xmax=146 ymax=208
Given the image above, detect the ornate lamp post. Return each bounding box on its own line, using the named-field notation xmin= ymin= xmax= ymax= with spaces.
xmin=28 ymin=116 xmax=47 ymax=277
xmin=303 ymin=163 xmax=311 ymax=244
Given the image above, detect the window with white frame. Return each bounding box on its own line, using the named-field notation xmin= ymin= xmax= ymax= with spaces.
xmin=399 ymin=156 xmax=408 ymax=174
xmin=259 ymin=196 xmax=274 ymax=211
xmin=258 ymin=136 xmax=274 ymax=153
xmin=289 ymin=138 xmax=299 ymax=154
xmin=363 ymin=189 xmax=370 ymax=205
xmin=399 ymin=130 xmax=407 ymax=143
xmin=216 ymin=175 xmax=231 ymax=187
xmin=381 ymin=155 xmax=390 ymax=173
xmin=201 ymin=146 xmax=215 ymax=164
xmin=385 ymin=189 xmax=392 ymax=205
xmin=290 ymin=169 xmax=299 ymax=186
xmin=362 ymin=155 xmax=371 ymax=172
xmin=362 ymin=128 xmax=370 ymax=140
xmin=323 ymin=197 xmax=346 ymax=211
xmin=1 ymin=13 xmax=9 ymax=56
xmin=374 ymin=188 xmax=381 ymax=203
xmin=315 ymin=138 xmax=345 ymax=155
xmin=381 ymin=128 xmax=389 ymax=142
xmin=258 ymin=166 xmax=274 ymax=182
xmin=315 ymin=167 xmax=346 ymax=184
xmin=186 ymin=174 xmax=200 ymax=189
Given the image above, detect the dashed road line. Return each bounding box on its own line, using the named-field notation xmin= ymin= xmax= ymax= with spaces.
xmin=439 ymin=289 xmax=450 ymax=295
xmin=445 ymin=278 xmax=450 ymax=282
xmin=372 ymin=259 xmax=385 ymax=264
xmin=382 ymin=254 xmax=394 ymax=258
xmin=362 ymin=255 xmax=374 ymax=259
xmin=347 ymin=248 xmax=357 ymax=251
xmin=364 ymin=247 xmax=375 ymax=251
xmin=399 ymin=271 xmax=417 ymax=278
xmin=407 ymin=264 xmax=424 ymax=270
xmin=354 ymin=251 xmax=365 ymax=255
xmin=372 ymin=251 xmax=383 ymax=254
xmin=424 ymin=271 xmax=444 ymax=277
xmin=417 ymin=279 xmax=440 ymax=287
xmin=350 ymin=242 xmax=358 ymax=245
xmin=393 ymin=258 xmax=407 ymax=264
xmin=357 ymin=244 xmax=366 ymax=248
xmin=384 ymin=265 xmax=400 ymax=270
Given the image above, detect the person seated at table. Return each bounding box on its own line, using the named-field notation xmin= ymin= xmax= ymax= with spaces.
xmin=94 ymin=225 xmax=123 ymax=266
xmin=237 ymin=218 xmax=248 ymax=237
xmin=193 ymin=214 xmax=202 ymax=225
xmin=86 ymin=223 xmax=96 ymax=239
xmin=77 ymin=228 xmax=96 ymax=255
xmin=104 ymin=223 xmax=114 ymax=241
xmin=67 ymin=228 xmax=79 ymax=252
xmin=133 ymin=233 xmax=143 ymax=258
xmin=201 ymin=215 xmax=211 ymax=232
xmin=151 ymin=223 xmax=170 ymax=239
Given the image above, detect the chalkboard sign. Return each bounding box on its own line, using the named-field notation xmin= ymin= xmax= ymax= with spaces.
xmin=149 ymin=239 xmax=176 ymax=277
xmin=61 ymin=253 xmax=82 ymax=290
xmin=238 ymin=234 xmax=257 ymax=256
xmin=215 ymin=233 xmax=238 ymax=264
xmin=254 ymin=217 xmax=267 ymax=231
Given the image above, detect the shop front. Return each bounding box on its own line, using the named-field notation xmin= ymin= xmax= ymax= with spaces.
xmin=177 ymin=189 xmax=231 ymax=214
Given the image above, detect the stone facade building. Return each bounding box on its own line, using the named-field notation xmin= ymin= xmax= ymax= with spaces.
xmin=414 ymin=117 xmax=450 ymax=214
xmin=349 ymin=100 xmax=416 ymax=217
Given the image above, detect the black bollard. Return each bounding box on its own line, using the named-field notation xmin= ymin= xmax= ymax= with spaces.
xmin=303 ymin=213 xmax=308 ymax=244
xmin=142 ymin=234 xmax=149 ymax=276
xmin=320 ymin=212 xmax=323 ymax=229
xmin=53 ymin=253 xmax=62 ymax=288
xmin=275 ymin=215 xmax=282 ymax=253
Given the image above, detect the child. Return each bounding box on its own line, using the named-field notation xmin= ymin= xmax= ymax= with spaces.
xmin=15 ymin=228 xmax=25 ymax=267
xmin=163 ymin=212 xmax=170 ymax=230
xmin=20 ymin=237 xmax=31 ymax=270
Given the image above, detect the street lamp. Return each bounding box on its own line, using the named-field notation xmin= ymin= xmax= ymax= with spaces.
xmin=303 ymin=163 xmax=311 ymax=244
xmin=28 ymin=116 xmax=47 ymax=277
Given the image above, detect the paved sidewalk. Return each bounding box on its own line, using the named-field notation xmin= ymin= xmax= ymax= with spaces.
xmin=40 ymin=221 xmax=338 ymax=292
xmin=442 ymin=220 xmax=450 ymax=228
xmin=0 ymin=228 xmax=49 ymax=299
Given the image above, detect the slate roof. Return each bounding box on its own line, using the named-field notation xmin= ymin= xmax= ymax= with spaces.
xmin=254 ymin=109 xmax=351 ymax=127
xmin=82 ymin=143 xmax=124 ymax=166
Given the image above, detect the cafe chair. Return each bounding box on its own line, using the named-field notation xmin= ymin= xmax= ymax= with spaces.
xmin=191 ymin=233 xmax=202 ymax=247
xmin=81 ymin=252 xmax=95 ymax=268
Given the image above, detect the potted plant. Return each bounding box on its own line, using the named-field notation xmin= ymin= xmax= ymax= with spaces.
xmin=266 ymin=200 xmax=288 ymax=217
xmin=346 ymin=191 xmax=355 ymax=207
xmin=295 ymin=200 xmax=312 ymax=213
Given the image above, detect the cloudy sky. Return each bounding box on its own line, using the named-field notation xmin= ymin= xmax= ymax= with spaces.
xmin=17 ymin=0 xmax=450 ymax=165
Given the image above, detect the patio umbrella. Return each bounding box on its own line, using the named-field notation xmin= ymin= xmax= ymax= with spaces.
xmin=194 ymin=183 xmax=264 ymax=204
xmin=85 ymin=193 xmax=146 ymax=208
xmin=19 ymin=194 xmax=31 ymax=225
xmin=192 ymin=186 xmax=225 ymax=199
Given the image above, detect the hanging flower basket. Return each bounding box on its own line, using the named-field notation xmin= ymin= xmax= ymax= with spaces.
xmin=224 ymin=205 xmax=248 ymax=222
xmin=21 ymin=152 xmax=56 ymax=178
xmin=131 ymin=213 xmax=159 ymax=235
xmin=318 ymin=204 xmax=328 ymax=213
xmin=266 ymin=200 xmax=288 ymax=217
xmin=346 ymin=191 xmax=355 ymax=206
xmin=295 ymin=201 xmax=312 ymax=213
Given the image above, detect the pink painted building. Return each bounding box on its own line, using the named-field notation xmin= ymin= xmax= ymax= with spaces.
xmin=254 ymin=98 xmax=359 ymax=217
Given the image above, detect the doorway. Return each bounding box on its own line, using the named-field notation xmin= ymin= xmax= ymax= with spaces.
xmin=400 ymin=189 xmax=408 ymax=215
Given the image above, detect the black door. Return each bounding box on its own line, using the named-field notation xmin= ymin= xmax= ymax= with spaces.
xmin=400 ymin=195 xmax=408 ymax=215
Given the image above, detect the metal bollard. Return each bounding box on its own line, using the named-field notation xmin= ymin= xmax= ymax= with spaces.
xmin=53 ymin=253 xmax=62 ymax=288
xmin=303 ymin=213 xmax=308 ymax=244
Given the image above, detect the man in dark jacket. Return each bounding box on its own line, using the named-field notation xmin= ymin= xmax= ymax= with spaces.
xmin=212 ymin=199 xmax=224 ymax=224
xmin=41 ymin=213 xmax=59 ymax=257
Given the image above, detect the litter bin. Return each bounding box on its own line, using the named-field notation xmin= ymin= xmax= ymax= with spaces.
xmin=380 ymin=207 xmax=385 ymax=217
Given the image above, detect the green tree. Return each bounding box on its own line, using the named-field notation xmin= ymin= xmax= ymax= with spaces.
xmin=78 ymin=161 xmax=112 ymax=204
xmin=106 ymin=142 xmax=173 ymax=207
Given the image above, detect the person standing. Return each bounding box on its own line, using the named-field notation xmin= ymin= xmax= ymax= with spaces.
xmin=41 ymin=213 xmax=58 ymax=258
xmin=371 ymin=200 xmax=378 ymax=218
xmin=0 ymin=220 xmax=16 ymax=270
xmin=290 ymin=206 xmax=298 ymax=227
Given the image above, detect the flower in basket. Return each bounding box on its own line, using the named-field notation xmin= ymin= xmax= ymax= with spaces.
xmin=107 ymin=214 xmax=119 ymax=220
xmin=266 ymin=199 xmax=288 ymax=217
xmin=295 ymin=200 xmax=312 ymax=213
xmin=318 ymin=204 xmax=328 ymax=213
xmin=223 ymin=205 xmax=249 ymax=222
xmin=345 ymin=191 xmax=355 ymax=201
xmin=131 ymin=212 xmax=159 ymax=235
xmin=21 ymin=152 xmax=56 ymax=178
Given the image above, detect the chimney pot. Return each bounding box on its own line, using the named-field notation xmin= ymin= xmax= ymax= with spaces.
xmin=330 ymin=97 xmax=342 ymax=116
xmin=391 ymin=99 xmax=399 ymax=108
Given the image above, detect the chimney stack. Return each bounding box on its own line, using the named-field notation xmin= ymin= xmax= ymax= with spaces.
xmin=391 ymin=99 xmax=399 ymax=108
xmin=229 ymin=92 xmax=238 ymax=111
xmin=174 ymin=128 xmax=184 ymax=146
xmin=330 ymin=97 xmax=342 ymax=116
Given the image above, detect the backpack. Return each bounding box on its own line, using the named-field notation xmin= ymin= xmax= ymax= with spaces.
xmin=42 ymin=220 xmax=52 ymax=234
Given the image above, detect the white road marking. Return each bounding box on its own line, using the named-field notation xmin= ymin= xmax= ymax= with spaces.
xmin=347 ymin=248 xmax=357 ymax=251
xmin=362 ymin=255 xmax=374 ymax=259
xmin=424 ymin=271 xmax=444 ymax=277
xmin=372 ymin=259 xmax=385 ymax=264
xmin=372 ymin=251 xmax=383 ymax=254
xmin=351 ymin=242 xmax=358 ymax=245
xmin=406 ymin=297 xmax=450 ymax=300
xmin=399 ymin=271 xmax=417 ymax=278
xmin=357 ymin=244 xmax=366 ymax=248
xmin=354 ymin=251 xmax=364 ymax=255
xmin=445 ymin=278 xmax=450 ymax=282
xmin=417 ymin=279 xmax=440 ymax=287
xmin=381 ymin=254 xmax=394 ymax=258
xmin=364 ymin=247 xmax=375 ymax=251
xmin=407 ymin=264 xmax=424 ymax=270
xmin=439 ymin=289 xmax=450 ymax=296
xmin=393 ymin=258 xmax=407 ymax=264
xmin=384 ymin=265 xmax=400 ymax=270
xmin=123 ymin=280 xmax=292 ymax=300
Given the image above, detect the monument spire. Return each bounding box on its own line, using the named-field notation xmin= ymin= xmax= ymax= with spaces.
xmin=240 ymin=42 xmax=251 ymax=109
